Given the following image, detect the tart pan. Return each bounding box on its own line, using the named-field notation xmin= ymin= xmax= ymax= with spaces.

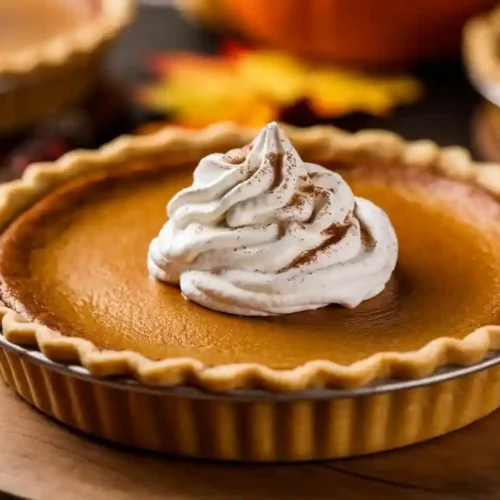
xmin=1 ymin=330 xmax=499 ymax=462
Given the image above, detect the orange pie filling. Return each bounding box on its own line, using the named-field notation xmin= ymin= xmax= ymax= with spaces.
xmin=1 ymin=153 xmax=500 ymax=369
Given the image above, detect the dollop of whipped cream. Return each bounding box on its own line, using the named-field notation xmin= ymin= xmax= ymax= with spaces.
xmin=148 ymin=122 xmax=398 ymax=316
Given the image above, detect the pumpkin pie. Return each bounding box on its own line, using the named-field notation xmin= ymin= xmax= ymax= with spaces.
xmin=1 ymin=123 xmax=500 ymax=461
xmin=0 ymin=0 xmax=134 ymax=133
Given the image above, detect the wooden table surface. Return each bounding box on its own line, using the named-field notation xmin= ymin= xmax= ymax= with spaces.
xmin=2 ymin=3 xmax=499 ymax=499
xmin=1 ymin=378 xmax=500 ymax=500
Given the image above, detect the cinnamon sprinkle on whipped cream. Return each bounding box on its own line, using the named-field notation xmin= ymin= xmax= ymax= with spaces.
xmin=148 ymin=122 xmax=398 ymax=316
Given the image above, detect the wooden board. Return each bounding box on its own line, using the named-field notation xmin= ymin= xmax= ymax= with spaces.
xmin=1 ymin=379 xmax=500 ymax=499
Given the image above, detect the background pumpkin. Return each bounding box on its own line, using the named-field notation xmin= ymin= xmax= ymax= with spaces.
xmin=215 ymin=0 xmax=497 ymax=67
xmin=181 ymin=0 xmax=228 ymax=29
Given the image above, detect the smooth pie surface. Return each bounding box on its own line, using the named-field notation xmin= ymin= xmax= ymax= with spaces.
xmin=1 ymin=161 xmax=500 ymax=368
xmin=0 ymin=0 xmax=96 ymax=56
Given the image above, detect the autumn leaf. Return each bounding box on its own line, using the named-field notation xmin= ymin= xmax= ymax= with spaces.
xmin=307 ymin=69 xmax=422 ymax=117
xmin=135 ymin=45 xmax=423 ymax=128
xmin=236 ymin=51 xmax=306 ymax=106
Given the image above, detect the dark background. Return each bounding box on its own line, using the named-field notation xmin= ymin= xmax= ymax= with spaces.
xmin=108 ymin=2 xmax=484 ymax=152
xmin=0 ymin=1 xmax=486 ymax=177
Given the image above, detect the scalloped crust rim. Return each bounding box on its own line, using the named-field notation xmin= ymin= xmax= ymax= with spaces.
xmin=2 ymin=123 xmax=500 ymax=392
xmin=0 ymin=0 xmax=135 ymax=78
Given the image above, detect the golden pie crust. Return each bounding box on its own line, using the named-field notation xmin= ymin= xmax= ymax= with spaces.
xmin=0 ymin=0 xmax=135 ymax=133
xmin=0 ymin=0 xmax=134 ymax=77
xmin=1 ymin=123 xmax=500 ymax=392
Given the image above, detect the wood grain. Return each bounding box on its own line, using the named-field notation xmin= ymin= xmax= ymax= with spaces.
xmin=0 ymin=379 xmax=499 ymax=499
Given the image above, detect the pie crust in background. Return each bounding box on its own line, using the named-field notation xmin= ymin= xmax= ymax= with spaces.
xmin=0 ymin=0 xmax=135 ymax=134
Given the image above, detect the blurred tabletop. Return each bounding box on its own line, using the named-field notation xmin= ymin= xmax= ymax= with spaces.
xmin=1 ymin=3 xmax=500 ymax=500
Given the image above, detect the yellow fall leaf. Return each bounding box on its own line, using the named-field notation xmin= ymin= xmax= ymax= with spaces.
xmin=236 ymin=51 xmax=306 ymax=105
xmin=137 ymin=49 xmax=423 ymax=128
xmin=307 ymin=70 xmax=423 ymax=117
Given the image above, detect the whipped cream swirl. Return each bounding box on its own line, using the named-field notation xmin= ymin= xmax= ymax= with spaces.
xmin=148 ymin=122 xmax=398 ymax=316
